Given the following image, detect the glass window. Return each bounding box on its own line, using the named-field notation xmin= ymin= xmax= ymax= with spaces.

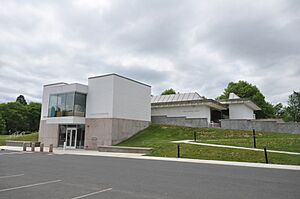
xmin=48 ymin=95 xmax=58 ymax=117
xmin=58 ymin=125 xmax=66 ymax=146
xmin=56 ymin=94 xmax=66 ymax=117
xmin=76 ymin=124 xmax=85 ymax=148
xmin=74 ymin=93 xmax=86 ymax=117
xmin=64 ymin=93 xmax=75 ymax=116
xmin=48 ymin=92 xmax=86 ymax=117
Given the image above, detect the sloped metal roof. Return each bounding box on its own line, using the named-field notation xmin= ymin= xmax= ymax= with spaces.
xmin=151 ymin=92 xmax=204 ymax=103
xmin=218 ymin=98 xmax=261 ymax=111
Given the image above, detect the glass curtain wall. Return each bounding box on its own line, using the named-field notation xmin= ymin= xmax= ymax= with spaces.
xmin=58 ymin=124 xmax=85 ymax=148
xmin=48 ymin=95 xmax=58 ymax=117
xmin=74 ymin=93 xmax=86 ymax=117
xmin=48 ymin=92 xmax=86 ymax=117
xmin=65 ymin=93 xmax=75 ymax=116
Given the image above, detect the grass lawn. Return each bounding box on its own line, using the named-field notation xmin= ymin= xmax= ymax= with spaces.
xmin=118 ymin=124 xmax=300 ymax=165
xmin=198 ymin=131 xmax=300 ymax=153
xmin=0 ymin=133 xmax=38 ymax=146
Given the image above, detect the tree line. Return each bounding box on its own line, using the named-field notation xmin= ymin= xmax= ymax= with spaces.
xmin=0 ymin=95 xmax=41 ymax=135
xmin=161 ymin=81 xmax=300 ymax=122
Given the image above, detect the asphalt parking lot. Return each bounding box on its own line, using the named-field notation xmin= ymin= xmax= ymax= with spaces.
xmin=0 ymin=150 xmax=299 ymax=199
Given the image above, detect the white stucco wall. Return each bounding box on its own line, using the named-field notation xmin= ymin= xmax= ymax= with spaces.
xmin=86 ymin=74 xmax=151 ymax=121
xmin=151 ymin=105 xmax=211 ymax=123
xmin=41 ymin=83 xmax=88 ymax=120
xmin=229 ymin=104 xmax=255 ymax=119
xmin=86 ymin=76 xmax=114 ymax=118
xmin=113 ymin=75 xmax=151 ymax=121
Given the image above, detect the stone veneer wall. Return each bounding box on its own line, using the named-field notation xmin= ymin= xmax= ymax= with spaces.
xmin=111 ymin=118 xmax=149 ymax=145
xmin=151 ymin=116 xmax=208 ymax=128
xmin=220 ymin=119 xmax=300 ymax=134
xmin=38 ymin=120 xmax=59 ymax=147
xmin=85 ymin=118 xmax=149 ymax=149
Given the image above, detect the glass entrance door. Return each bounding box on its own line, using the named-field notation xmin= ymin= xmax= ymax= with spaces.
xmin=66 ymin=128 xmax=77 ymax=148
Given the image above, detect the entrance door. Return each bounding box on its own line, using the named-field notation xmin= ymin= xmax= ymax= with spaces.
xmin=66 ymin=128 xmax=77 ymax=149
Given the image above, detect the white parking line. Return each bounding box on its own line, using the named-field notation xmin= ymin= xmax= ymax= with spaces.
xmin=0 ymin=179 xmax=62 ymax=193
xmin=0 ymin=174 xmax=24 ymax=179
xmin=71 ymin=188 xmax=112 ymax=199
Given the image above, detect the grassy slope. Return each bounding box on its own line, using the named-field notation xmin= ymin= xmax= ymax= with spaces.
xmin=201 ymin=132 xmax=300 ymax=152
xmin=118 ymin=124 xmax=300 ymax=165
xmin=0 ymin=133 xmax=38 ymax=146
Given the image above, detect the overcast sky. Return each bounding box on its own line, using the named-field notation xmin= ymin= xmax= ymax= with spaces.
xmin=0 ymin=0 xmax=299 ymax=105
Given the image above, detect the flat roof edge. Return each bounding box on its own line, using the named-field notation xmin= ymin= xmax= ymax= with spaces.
xmin=44 ymin=82 xmax=87 ymax=88
xmin=219 ymin=99 xmax=261 ymax=110
xmin=88 ymin=73 xmax=151 ymax=87
xmin=151 ymin=99 xmax=227 ymax=110
xmin=44 ymin=82 xmax=68 ymax=87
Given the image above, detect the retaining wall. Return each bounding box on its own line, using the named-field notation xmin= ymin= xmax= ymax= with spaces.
xmin=220 ymin=119 xmax=300 ymax=134
xmin=85 ymin=118 xmax=149 ymax=148
xmin=151 ymin=116 xmax=208 ymax=128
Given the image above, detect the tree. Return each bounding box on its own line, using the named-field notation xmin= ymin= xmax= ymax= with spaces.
xmin=27 ymin=102 xmax=42 ymax=132
xmin=274 ymin=103 xmax=285 ymax=118
xmin=0 ymin=114 xmax=5 ymax=134
xmin=0 ymin=102 xmax=28 ymax=133
xmin=16 ymin=95 xmax=27 ymax=105
xmin=0 ymin=99 xmax=42 ymax=134
xmin=161 ymin=88 xmax=176 ymax=95
xmin=218 ymin=80 xmax=275 ymax=118
xmin=286 ymin=91 xmax=300 ymax=122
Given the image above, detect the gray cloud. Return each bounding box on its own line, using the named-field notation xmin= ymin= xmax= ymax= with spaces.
xmin=0 ymin=0 xmax=299 ymax=105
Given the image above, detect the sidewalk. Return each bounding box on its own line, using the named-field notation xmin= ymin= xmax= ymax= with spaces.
xmin=1 ymin=145 xmax=300 ymax=171
xmin=54 ymin=147 xmax=145 ymax=158
xmin=0 ymin=146 xmax=144 ymax=158
xmin=172 ymin=140 xmax=300 ymax=155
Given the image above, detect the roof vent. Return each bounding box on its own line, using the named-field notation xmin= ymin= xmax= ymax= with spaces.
xmin=229 ymin=93 xmax=240 ymax=99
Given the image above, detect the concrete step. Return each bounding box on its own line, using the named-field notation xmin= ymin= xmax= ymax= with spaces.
xmin=98 ymin=145 xmax=152 ymax=154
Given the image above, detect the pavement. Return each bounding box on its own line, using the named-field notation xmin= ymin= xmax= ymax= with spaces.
xmin=0 ymin=149 xmax=300 ymax=199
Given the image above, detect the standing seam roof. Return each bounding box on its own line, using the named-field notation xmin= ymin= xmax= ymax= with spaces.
xmin=151 ymin=92 xmax=203 ymax=103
